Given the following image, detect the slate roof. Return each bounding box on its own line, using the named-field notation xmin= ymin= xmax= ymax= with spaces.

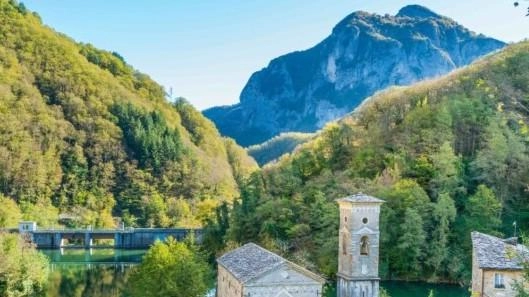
xmin=471 ymin=231 xmax=529 ymax=270
xmin=217 ymin=243 xmax=324 ymax=284
xmin=337 ymin=193 xmax=385 ymax=204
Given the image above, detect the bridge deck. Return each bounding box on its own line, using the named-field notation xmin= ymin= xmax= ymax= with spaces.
xmin=16 ymin=228 xmax=203 ymax=249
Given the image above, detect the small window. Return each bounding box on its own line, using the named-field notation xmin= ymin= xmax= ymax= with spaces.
xmin=495 ymin=273 xmax=505 ymax=289
xmin=345 ymin=216 xmax=347 ymax=222
xmin=342 ymin=234 xmax=347 ymax=255
xmin=360 ymin=236 xmax=369 ymax=255
xmin=362 ymin=217 xmax=368 ymax=224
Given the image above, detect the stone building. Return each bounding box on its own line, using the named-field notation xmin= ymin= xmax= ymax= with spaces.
xmin=471 ymin=231 xmax=528 ymax=297
xmin=337 ymin=193 xmax=384 ymax=297
xmin=216 ymin=243 xmax=325 ymax=297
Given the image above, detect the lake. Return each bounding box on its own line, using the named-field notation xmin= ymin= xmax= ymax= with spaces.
xmin=41 ymin=249 xmax=469 ymax=297
xmin=41 ymin=249 xmax=146 ymax=297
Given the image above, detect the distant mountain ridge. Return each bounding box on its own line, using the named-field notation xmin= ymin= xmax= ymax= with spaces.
xmin=204 ymin=5 xmax=506 ymax=146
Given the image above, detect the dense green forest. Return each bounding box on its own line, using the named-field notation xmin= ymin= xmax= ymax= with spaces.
xmin=5 ymin=0 xmax=529 ymax=288
xmin=205 ymin=41 xmax=529 ymax=283
xmin=0 ymin=0 xmax=257 ymax=228
xmin=247 ymin=132 xmax=314 ymax=166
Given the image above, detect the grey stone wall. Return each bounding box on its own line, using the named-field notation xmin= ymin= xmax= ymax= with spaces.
xmin=244 ymin=284 xmax=321 ymax=297
xmin=337 ymin=278 xmax=380 ymax=297
xmin=217 ymin=265 xmax=243 ymax=297
xmin=337 ymin=201 xmax=381 ymax=297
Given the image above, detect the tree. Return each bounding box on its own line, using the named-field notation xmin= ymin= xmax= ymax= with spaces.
xmin=0 ymin=195 xmax=21 ymax=227
xmin=429 ymin=142 xmax=462 ymax=198
xmin=472 ymin=120 xmax=529 ymax=206
xmin=20 ymin=201 xmax=59 ymax=228
xmin=428 ymin=193 xmax=457 ymax=279
xmin=202 ymin=201 xmax=231 ymax=260
xmin=0 ymin=233 xmax=49 ymax=297
xmin=465 ymin=185 xmax=502 ymax=234
xmin=395 ymin=208 xmax=427 ymax=277
xmin=126 ymin=237 xmax=211 ymax=297
xmin=514 ymin=236 xmax=529 ymax=296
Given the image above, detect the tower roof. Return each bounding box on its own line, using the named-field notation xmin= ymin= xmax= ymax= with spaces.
xmin=337 ymin=193 xmax=385 ymax=204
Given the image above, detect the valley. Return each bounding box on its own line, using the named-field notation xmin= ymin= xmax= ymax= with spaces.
xmin=1 ymin=1 xmax=528 ymax=297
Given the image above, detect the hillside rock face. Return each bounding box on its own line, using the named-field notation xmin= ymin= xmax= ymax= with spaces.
xmin=204 ymin=5 xmax=505 ymax=146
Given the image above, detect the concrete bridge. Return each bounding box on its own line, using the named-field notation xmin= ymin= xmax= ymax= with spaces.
xmin=31 ymin=228 xmax=202 ymax=249
xmin=9 ymin=222 xmax=202 ymax=249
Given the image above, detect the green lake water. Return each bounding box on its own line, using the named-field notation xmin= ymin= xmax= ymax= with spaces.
xmin=41 ymin=249 xmax=145 ymax=297
xmin=41 ymin=249 xmax=469 ymax=297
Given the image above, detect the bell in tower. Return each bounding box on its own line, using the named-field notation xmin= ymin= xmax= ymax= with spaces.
xmin=337 ymin=193 xmax=384 ymax=297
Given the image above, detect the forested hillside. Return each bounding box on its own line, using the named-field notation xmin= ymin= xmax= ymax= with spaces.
xmin=205 ymin=41 xmax=529 ymax=283
xmin=247 ymin=132 xmax=314 ymax=166
xmin=0 ymin=0 xmax=257 ymax=228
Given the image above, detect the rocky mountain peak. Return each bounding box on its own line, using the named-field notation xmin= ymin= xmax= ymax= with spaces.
xmin=396 ymin=4 xmax=442 ymax=19
xmin=204 ymin=6 xmax=506 ymax=147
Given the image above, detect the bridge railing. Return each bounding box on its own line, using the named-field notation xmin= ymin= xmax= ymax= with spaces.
xmin=32 ymin=227 xmax=203 ymax=233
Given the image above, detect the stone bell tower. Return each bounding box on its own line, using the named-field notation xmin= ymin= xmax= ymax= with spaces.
xmin=337 ymin=193 xmax=384 ymax=297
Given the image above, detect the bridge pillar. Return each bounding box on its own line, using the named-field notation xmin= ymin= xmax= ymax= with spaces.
xmin=54 ymin=233 xmax=62 ymax=249
xmin=84 ymin=232 xmax=92 ymax=249
xmin=114 ymin=233 xmax=122 ymax=249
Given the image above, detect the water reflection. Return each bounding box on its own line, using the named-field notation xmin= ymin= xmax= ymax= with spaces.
xmin=41 ymin=249 xmax=469 ymax=297
xmin=41 ymin=249 xmax=146 ymax=297
xmin=325 ymin=281 xmax=469 ymax=297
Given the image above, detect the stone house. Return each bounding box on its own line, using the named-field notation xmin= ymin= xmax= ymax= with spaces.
xmin=471 ymin=231 xmax=528 ymax=297
xmin=217 ymin=243 xmax=325 ymax=297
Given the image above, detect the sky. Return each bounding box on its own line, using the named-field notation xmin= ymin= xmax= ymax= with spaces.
xmin=22 ymin=1 xmax=529 ymax=110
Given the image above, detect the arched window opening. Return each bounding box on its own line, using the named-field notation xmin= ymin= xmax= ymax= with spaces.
xmin=342 ymin=234 xmax=347 ymax=255
xmin=360 ymin=236 xmax=369 ymax=255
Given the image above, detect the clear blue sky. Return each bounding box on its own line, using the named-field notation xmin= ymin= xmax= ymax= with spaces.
xmin=22 ymin=1 xmax=529 ymax=110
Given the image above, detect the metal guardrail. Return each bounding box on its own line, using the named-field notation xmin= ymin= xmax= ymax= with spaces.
xmin=2 ymin=227 xmax=202 ymax=233
xmin=32 ymin=228 xmax=202 ymax=233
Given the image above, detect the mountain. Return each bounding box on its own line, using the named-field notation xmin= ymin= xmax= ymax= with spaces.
xmin=0 ymin=1 xmax=257 ymax=229
xmin=204 ymin=5 xmax=506 ymax=146
xmin=247 ymin=132 xmax=314 ymax=166
xmin=206 ymin=41 xmax=529 ymax=282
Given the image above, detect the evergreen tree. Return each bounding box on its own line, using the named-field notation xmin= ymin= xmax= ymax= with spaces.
xmin=472 ymin=120 xmax=529 ymax=205
xmin=429 ymin=141 xmax=462 ymax=198
xmin=395 ymin=208 xmax=426 ymax=277
xmin=465 ymin=185 xmax=502 ymax=234
xmin=428 ymin=193 xmax=457 ymax=278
